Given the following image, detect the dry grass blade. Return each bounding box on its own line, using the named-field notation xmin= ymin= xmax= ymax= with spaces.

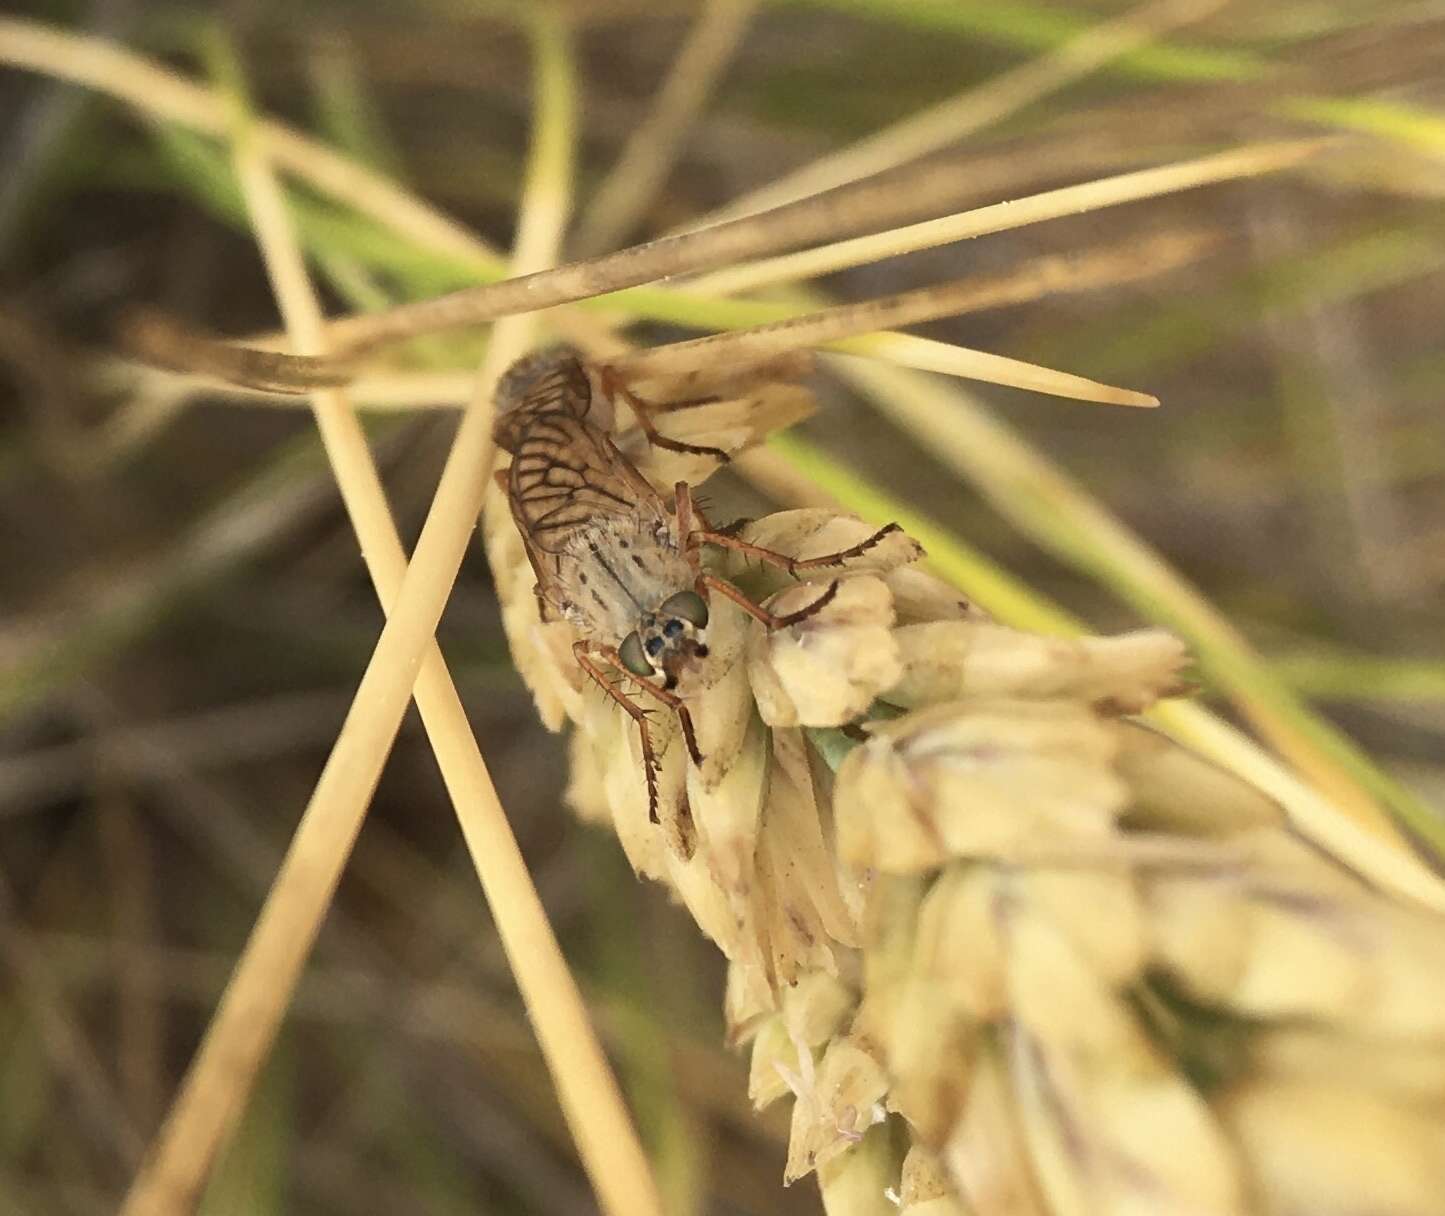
xmin=840 ymin=334 xmax=1155 ymax=406
xmin=607 ymin=229 xmax=1211 ymax=392
xmin=701 ymin=0 xmax=1234 ymax=223
xmin=687 ymin=138 xmax=1328 ymax=297
xmin=573 ymin=0 xmax=759 ymax=256
xmin=116 ymin=15 xmax=666 ymax=1216
xmin=119 ymin=310 xmax=360 ymax=393
xmin=94 ymin=367 xmax=480 ymax=414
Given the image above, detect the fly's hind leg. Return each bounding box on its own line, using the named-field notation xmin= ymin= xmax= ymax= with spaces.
xmin=598 ymin=366 xmax=730 ymax=462
xmin=573 ymin=640 xmax=660 ymax=822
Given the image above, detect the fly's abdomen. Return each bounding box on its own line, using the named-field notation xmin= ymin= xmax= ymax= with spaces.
xmin=491 ymin=348 xmax=593 ymax=455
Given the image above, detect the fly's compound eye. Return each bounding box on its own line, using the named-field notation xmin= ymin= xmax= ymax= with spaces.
xmin=618 ymin=631 xmax=654 ymax=677
xmin=645 ymin=636 xmax=665 ymax=658
xmin=658 ymin=589 xmax=709 ymax=628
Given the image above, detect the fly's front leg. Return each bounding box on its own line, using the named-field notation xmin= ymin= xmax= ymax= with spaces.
xmin=597 ymin=643 xmax=704 ymax=767
xmin=573 ymin=640 xmax=660 ymax=822
xmin=598 ymin=366 xmax=730 ymax=462
xmin=675 ymin=479 xmax=752 ymax=573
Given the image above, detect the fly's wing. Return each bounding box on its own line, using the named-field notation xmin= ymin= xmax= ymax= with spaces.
xmin=506 ymin=412 xmax=663 ymax=558
xmin=492 ymin=348 xmax=611 ymax=454
xmin=496 ymin=349 xmax=667 ymax=620
xmin=507 ymin=494 xmax=563 ymax=621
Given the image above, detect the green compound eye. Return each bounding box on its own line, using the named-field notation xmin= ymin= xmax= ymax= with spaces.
xmin=618 ymin=631 xmax=654 ymax=677
xmin=658 ymin=589 xmax=709 ymax=628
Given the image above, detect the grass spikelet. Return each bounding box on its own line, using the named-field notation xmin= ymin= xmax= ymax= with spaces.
xmin=486 ymin=375 xmax=1445 ymax=1214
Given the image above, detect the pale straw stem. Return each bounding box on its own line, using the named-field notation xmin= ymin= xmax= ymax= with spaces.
xmin=841 ymin=336 xmax=1156 ymax=407
xmin=606 ymin=230 xmax=1210 ymax=395
xmin=120 ymin=13 xmax=660 ymax=1216
xmin=1153 ymin=699 xmax=1445 ymax=914
xmin=264 ymin=54 xmax=655 ymax=1216
xmin=686 ymin=139 xmax=1326 ymax=298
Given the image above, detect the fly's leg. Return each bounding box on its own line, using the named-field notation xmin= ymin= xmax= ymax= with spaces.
xmin=646 ymin=394 xmax=721 ymax=415
xmin=676 ymin=480 xmax=902 ymax=577
xmin=597 ymin=645 xmax=704 ymax=767
xmin=679 ymin=482 xmax=843 ymax=630
xmin=696 ymin=572 xmax=840 ymax=631
xmin=622 ymin=384 xmax=730 ymax=461
xmin=769 ymin=579 xmax=840 ymax=627
xmin=705 ymin=522 xmax=904 ymax=576
xmin=598 ymin=366 xmax=731 ymax=462
xmin=574 ymin=640 xmax=660 ymax=822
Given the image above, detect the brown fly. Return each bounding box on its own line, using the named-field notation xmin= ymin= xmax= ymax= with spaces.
xmin=491 ymin=346 xmax=901 ymax=820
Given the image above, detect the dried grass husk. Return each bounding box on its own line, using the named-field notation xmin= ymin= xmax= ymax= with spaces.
xmin=486 ymin=370 xmax=1445 ymax=1216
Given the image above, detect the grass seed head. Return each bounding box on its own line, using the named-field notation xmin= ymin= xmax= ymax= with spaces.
xmin=747 ymin=576 xmax=903 ymax=728
xmin=483 ymin=351 xmax=1445 ymax=1214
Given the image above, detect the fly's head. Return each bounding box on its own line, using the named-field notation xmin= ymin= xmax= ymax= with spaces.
xmin=617 ymin=589 xmax=711 ymax=692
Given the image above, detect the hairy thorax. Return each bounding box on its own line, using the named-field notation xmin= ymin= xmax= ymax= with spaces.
xmin=551 ymin=509 xmax=696 ymax=646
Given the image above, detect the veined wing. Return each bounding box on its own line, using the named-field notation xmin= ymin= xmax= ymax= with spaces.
xmin=493 ymin=348 xmax=595 ymax=455
xmin=506 ymin=411 xmax=662 ymax=556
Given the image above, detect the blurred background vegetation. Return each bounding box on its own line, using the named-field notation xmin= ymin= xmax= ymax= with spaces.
xmin=2 ymin=0 xmax=1444 ymax=1212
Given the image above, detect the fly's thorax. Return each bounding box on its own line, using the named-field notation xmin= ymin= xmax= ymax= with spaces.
xmin=554 ymin=509 xmax=695 ymax=645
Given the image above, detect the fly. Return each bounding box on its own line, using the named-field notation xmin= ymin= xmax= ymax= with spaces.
xmin=491 ymin=346 xmax=900 ymax=820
